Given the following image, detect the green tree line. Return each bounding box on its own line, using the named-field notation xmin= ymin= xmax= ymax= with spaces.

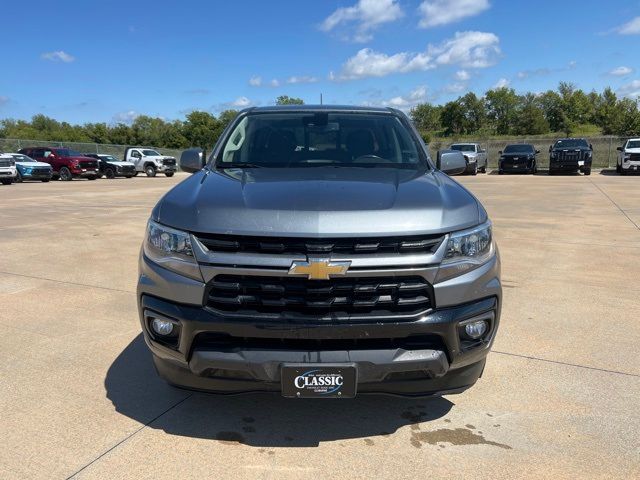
xmin=0 ymin=96 xmax=305 ymax=150
xmin=411 ymin=83 xmax=640 ymax=140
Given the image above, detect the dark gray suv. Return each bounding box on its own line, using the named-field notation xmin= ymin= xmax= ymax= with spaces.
xmin=137 ymin=106 xmax=501 ymax=398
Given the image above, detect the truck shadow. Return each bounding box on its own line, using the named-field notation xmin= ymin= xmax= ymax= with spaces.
xmin=105 ymin=334 xmax=454 ymax=447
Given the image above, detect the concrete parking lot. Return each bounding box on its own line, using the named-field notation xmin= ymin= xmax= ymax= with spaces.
xmin=1 ymin=171 xmax=639 ymax=479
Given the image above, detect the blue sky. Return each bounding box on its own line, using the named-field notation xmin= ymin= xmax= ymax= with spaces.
xmin=1 ymin=0 xmax=639 ymax=124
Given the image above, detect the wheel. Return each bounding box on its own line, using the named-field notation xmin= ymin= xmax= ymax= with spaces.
xmin=531 ymin=162 xmax=537 ymax=174
xmin=59 ymin=167 xmax=73 ymax=181
xmin=1 ymin=179 xmax=12 ymax=185
xmin=145 ymin=165 xmax=157 ymax=177
xmin=133 ymin=171 xmax=139 ymax=177
xmin=470 ymin=163 xmax=478 ymax=176
xmin=498 ymin=170 xmax=504 ymax=175
xmin=125 ymin=175 xmax=133 ymax=179
xmin=583 ymin=168 xmax=591 ymax=176
xmin=41 ymin=179 xmax=50 ymax=182
xmin=104 ymin=168 xmax=115 ymax=179
xmin=87 ymin=175 xmax=97 ymax=180
xmin=15 ymin=171 xmax=23 ymax=183
xmin=165 ymin=172 xmax=174 ymax=177
xmin=548 ymin=168 xmax=554 ymax=176
xmin=616 ymin=163 xmax=622 ymax=174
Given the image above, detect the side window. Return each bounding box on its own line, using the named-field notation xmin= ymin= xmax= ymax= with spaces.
xmin=132 ymin=150 xmax=142 ymax=159
xmin=43 ymin=150 xmax=53 ymax=158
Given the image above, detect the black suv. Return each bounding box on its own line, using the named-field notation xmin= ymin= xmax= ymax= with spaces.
xmin=549 ymin=138 xmax=593 ymax=175
xmin=83 ymin=154 xmax=136 ymax=179
xmin=498 ymin=144 xmax=539 ymax=174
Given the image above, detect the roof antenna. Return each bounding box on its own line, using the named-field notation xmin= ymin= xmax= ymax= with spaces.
xmin=320 ymin=93 xmax=323 ymax=105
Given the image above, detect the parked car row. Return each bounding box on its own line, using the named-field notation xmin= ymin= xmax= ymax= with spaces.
xmin=0 ymin=146 xmax=177 ymax=184
xmin=438 ymin=137 xmax=640 ymax=177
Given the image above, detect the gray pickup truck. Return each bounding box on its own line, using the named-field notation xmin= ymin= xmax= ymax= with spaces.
xmin=449 ymin=142 xmax=488 ymax=175
xmin=138 ymin=106 xmax=501 ymax=398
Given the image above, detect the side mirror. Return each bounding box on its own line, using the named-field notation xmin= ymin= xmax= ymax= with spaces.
xmin=535 ymin=149 xmax=540 ymax=154
xmin=548 ymin=145 xmax=553 ymax=152
xmin=498 ymin=150 xmax=502 ymax=155
xmin=438 ymin=150 xmax=467 ymax=176
xmin=180 ymin=147 xmax=205 ymax=173
xmin=589 ymin=144 xmax=593 ymax=150
xmin=616 ymin=146 xmax=623 ymax=152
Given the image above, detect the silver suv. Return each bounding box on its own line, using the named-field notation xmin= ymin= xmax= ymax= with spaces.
xmin=137 ymin=106 xmax=501 ymax=398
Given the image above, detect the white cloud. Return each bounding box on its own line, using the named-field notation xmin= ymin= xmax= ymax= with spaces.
xmin=286 ymin=76 xmax=319 ymax=84
xmin=618 ymin=80 xmax=640 ymax=98
xmin=0 ymin=95 xmax=8 ymax=106
xmin=380 ymin=86 xmax=429 ymax=110
xmin=112 ymin=110 xmax=138 ymax=124
xmin=418 ymin=0 xmax=490 ymax=28
xmin=455 ymin=70 xmax=470 ymax=81
xmin=269 ymin=79 xmax=280 ymax=87
xmin=41 ymin=50 xmax=75 ymax=63
xmin=616 ymin=16 xmax=640 ymax=35
xmin=609 ymin=66 xmax=633 ymax=76
xmin=443 ymin=82 xmax=467 ymax=94
xmin=231 ymin=96 xmax=252 ymax=108
xmin=320 ymin=0 xmax=403 ymax=42
xmin=249 ymin=76 xmax=262 ymax=87
xmin=334 ymin=31 xmax=500 ymax=80
xmin=492 ymin=78 xmax=510 ymax=89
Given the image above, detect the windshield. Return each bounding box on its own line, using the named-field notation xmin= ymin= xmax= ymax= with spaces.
xmin=100 ymin=155 xmax=120 ymax=162
xmin=450 ymin=144 xmax=475 ymax=152
xmin=53 ymin=148 xmax=82 ymax=157
xmin=554 ymin=139 xmax=589 ymax=149
xmin=142 ymin=149 xmax=160 ymax=156
xmin=504 ymin=144 xmax=535 ymax=154
xmin=216 ymin=112 xmax=426 ymax=169
xmin=11 ymin=154 xmax=35 ymax=162
xmin=627 ymin=140 xmax=640 ymax=149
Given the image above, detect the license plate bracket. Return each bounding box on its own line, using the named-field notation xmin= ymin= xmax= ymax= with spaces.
xmin=281 ymin=364 xmax=357 ymax=398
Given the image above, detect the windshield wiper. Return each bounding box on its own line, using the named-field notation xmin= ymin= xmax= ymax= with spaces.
xmin=216 ymin=163 xmax=263 ymax=169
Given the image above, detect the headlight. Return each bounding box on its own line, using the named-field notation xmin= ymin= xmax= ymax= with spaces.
xmin=435 ymin=221 xmax=494 ymax=283
xmin=143 ymin=220 xmax=202 ymax=281
xmin=624 ymin=154 xmax=631 ymax=161
xmin=550 ymin=152 xmax=556 ymax=159
xmin=585 ymin=152 xmax=592 ymax=158
xmin=499 ymin=156 xmax=505 ymax=161
xmin=24 ymin=167 xmax=33 ymax=174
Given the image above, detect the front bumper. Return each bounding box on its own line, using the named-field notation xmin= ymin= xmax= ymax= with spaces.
xmin=137 ymin=250 xmax=501 ymax=397
xmin=549 ymin=159 xmax=592 ymax=172
xmin=0 ymin=167 xmax=17 ymax=178
xmin=71 ymin=169 xmax=99 ymax=178
xmin=621 ymin=161 xmax=640 ymax=172
xmin=157 ymin=164 xmax=177 ymax=172
xmin=500 ymin=159 xmax=534 ymax=172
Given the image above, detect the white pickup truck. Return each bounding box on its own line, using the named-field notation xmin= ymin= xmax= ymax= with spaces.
xmin=616 ymin=138 xmax=640 ymax=175
xmin=123 ymin=147 xmax=177 ymax=177
xmin=0 ymin=153 xmax=17 ymax=185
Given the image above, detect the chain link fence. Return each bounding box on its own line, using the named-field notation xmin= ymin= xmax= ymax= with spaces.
xmin=0 ymin=138 xmax=183 ymax=162
xmin=428 ymin=136 xmax=626 ymax=169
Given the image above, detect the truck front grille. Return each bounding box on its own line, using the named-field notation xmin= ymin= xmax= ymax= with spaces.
xmin=79 ymin=160 xmax=98 ymax=169
xmin=206 ymin=275 xmax=433 ymax=319
xmin=629 ymin=153 xmax=640 ymax=162
xmin=555 ymin=151 xmax=587 ymax=162
xmin=0 ymin=159 xmax=13 ymax=167
xmin=163 ymin=158 xmax=176 ymax=166
xmin=195 ymin=233 xmax=444 ymax=255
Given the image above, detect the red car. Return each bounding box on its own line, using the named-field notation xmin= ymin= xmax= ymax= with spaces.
xmin=18 ymin=147 xmax=99 ymax=181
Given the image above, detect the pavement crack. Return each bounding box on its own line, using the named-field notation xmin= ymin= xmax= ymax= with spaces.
xmin=65 ymin=393 xmax=193 ymax=479
xmin=493 ymin=350 xmax=639 ymax=378
xmin=0 ymin=270 xmax=135 ymax=295
xmin=587 ymin=179 xmax=640 ymax=231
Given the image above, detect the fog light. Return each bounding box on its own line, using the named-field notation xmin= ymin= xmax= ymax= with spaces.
xmin=151 ymin=318 xmax=175 ymax=336
xmin=464 ymin=320 xmax=488 ymax=339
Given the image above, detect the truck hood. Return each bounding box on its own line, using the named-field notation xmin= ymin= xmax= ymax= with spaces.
xmin=624 ymin=148 xmax=640 ymax=154
xmin=16 ymin=161 xmax=51 ymax=168
xmin=156 ymin=167 xmax=481 ymax=237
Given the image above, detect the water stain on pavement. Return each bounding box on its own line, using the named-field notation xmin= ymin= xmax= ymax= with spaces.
xmin=410 ymin=427 xmax=512 ymax=450
xmin=364 ymin=439 xmax=375 ymax=446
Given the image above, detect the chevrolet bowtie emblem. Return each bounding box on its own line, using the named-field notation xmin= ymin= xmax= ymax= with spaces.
xmin=288 ymin=259 xmax=351 ymax=280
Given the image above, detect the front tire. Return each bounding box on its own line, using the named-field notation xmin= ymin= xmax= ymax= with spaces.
xmin=165 ymin=172 xmax=174 ymax=177
xmin=145 ymin=165 xmax=157 ymax=177
xmin=15 ymin=171 xmax=23 ymax=183
xmin=583 ymin=168 xmax=591 ymax=176
xmin=41 ymin=179 xmax=50 ymax=182
xmin=104 ymin=168 xmax=115 ymax=179
xmin=616 ymin=163 xmax=622 ymax=174
xmin=531 ymin=161 xmax=537 ymax=174
xmin=133 ymin=171 xmax=139 ymax=177
xmin=1 ymin=179 xmax=12 ymax=185
xmin=87 ymin=175 xmax=97 ymax=180
xmin=59 ymin=167 xmax=73 ymax=181
xmin=470 ymin=163 xmax=478 ymax=176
